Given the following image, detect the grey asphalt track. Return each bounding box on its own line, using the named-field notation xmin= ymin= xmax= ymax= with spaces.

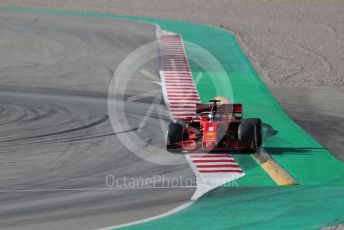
xmin=0 ymin=11 xmax=195 ymax=229
xmin=7 ymin=0 xmax=341 ymax=161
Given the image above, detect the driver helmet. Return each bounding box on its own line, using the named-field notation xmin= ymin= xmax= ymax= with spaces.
xmin=213 ymin=96 xmax=231 ymax=106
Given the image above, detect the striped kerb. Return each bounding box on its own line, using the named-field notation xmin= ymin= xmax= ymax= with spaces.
xmin=159 ymin=33 xmax=244 ymax=180
xmin=159 ymin=34 xmax=200 ymax=120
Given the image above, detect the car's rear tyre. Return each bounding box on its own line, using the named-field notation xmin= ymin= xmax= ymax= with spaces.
xmin=166 ymin=122 xmax=183 ymax=152
xmin=238 ymin=122 xmax=254 ymax=143
xmin=238 ymin=118 xmax=262 ymax=150
xmin=244 ymin=118 xmax=262 ymax=147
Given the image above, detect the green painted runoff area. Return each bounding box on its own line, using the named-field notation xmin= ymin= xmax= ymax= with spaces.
xmin=1 ymin=7 xmax=344 ymax=229
xmin=122 ymin=186 xmax=344 ymax=230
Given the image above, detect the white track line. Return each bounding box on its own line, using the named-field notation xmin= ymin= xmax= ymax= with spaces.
xmin=98 ymin=201 xmax=195 ymax=230
xmin=98 ymin=28 xmax=195 ymax=230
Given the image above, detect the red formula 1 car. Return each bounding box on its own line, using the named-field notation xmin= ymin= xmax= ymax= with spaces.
xmin=166 ymin=100 xmax=262 ymax=152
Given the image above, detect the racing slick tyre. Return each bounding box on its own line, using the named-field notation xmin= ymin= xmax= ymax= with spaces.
xmin=238 ymin=122 xmax=255 ymax=143
xmin=166 ymin=122 xmax=183 ymax=152
xmin=238 ymin=118 xmax=262 ymax=151
xmin=244 ymin=118 xmax=262 ymax=147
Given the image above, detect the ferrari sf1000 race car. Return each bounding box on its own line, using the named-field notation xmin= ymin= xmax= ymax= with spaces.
xmin=166 ymin=100 xmax=262 ymax=152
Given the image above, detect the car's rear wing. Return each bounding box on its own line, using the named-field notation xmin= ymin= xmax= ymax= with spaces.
xmin=196 ymin=103 xmax=242 ymax=114
xmin=196 ymin=104 xmax=216 ymax=113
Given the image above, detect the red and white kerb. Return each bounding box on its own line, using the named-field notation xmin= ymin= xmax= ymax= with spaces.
xmin=187 ymin=152 xmax=243 ymax=174
xmin=159 ymin=33 xmax=245 ymax=198
xmin=159 ymin=34 xmax=200 ymax=120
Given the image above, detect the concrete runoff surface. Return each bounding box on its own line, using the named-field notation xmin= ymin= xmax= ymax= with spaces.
xmin=1 ymin=0 xmax=342 ymax=161
xmin=0 ymin=11 xmax=195 ymax=230
xmin=271 ymin=86 xmax=344 ymax=161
